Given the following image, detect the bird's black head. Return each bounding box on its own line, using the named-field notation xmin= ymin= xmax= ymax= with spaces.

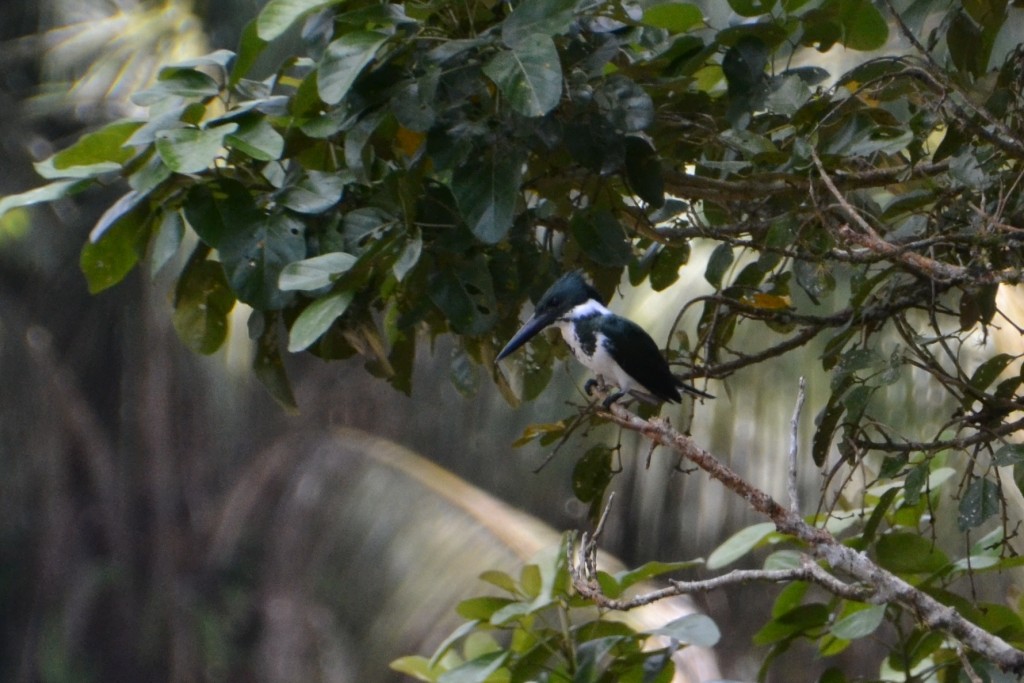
xmin=533 ymin=270 xmax=603 ymax=318
xmin=495 ymin=271 xmax=604 ymax=361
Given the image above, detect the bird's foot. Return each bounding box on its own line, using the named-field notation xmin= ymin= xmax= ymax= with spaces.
xmin=601 ymin=391 xmax=625 ymax=409
xmin=584 ymin=378 xmax=600 ymax=397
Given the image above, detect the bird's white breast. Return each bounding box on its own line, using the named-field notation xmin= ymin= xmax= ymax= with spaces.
xmin=554 ymin=301 xmax=638 ymax=393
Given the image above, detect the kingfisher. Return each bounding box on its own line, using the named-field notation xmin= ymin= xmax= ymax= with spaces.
xmin=496 ymin=271 xmax=712 ymax=406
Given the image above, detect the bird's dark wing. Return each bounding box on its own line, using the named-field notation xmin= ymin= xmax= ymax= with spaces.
xmin=598 ymin=315 xmax=683 ymax=403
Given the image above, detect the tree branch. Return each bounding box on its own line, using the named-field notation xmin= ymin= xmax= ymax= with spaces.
xmin=570 ymin=398 xmax=1024 ymax=674
xmin=811 ymin=149 xmax=1024 ymax=286
xmin=570 ymin=548 xmax=874 ymax=611
xmin=662 ymin=160 xmax=950 ymax=203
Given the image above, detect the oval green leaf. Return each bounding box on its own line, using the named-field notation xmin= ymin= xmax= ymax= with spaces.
xmin=318 ymin=31 xmax=389 ymax=105
xmin=279 ymin=252 xmax=357 ymax=291
xmin=287 ymin=290 xmax=355 ymax=352
xmin=830 ymin=604 xmax=886 ymax=640
xmin=155 ymin=123 xmax=239 ymax=174
xmin=483 ymin=35 xmax=562 ymax=117
xmin=707 ymin=521 xmax=776 ymax=569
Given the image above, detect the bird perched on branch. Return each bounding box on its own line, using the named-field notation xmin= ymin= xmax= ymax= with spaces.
xmin=496 ymin=271 xmax=712 ymax=407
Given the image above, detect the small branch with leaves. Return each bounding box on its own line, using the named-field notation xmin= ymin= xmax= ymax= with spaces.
xmin=567 ymin=389 xmax=1024 ymax=675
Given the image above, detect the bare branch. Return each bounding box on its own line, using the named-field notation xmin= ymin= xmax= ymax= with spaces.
xmin=789 ymin=377 xmax=807 ymax=514
xmin=570 ymin=550 xmax=874 ymax=611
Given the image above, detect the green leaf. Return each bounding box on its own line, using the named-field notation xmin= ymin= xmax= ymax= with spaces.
xmin=393 ymin=232 xmax=422 ymax=282
xmin=707 ymin=521 xmax=775 ymax=569
xmin=650 ymin=613 xmax=721 ymax=647
xmin=483 ymin=35 xmax=562 ymax=117
xmin=903 ymin=462 xmax=928 ymax=507
xmin=728 ymin=0 xmax=776 ymax=16
xmin=574 ymin=636 xmax=622 ymax=681
xmin=389 ymin=655 xmax=435 ymax=682
xmin=150 ymin=211 xmax=185 ymax=278
xmin=279 ymin=253 xmax=358 ymax=291
xmin=875 ymin=532 xmax=949 ymax=574
xmin=155 ymin=123 xmax=239 ymax=174
xmin=51 ymin=120 xmax=142 ymax=170
xmin=994 ymin=444 xmax=1024 ymax=467
xmin=33 ymin=158 xmax=122 ymax=181
xmin=704 ymin=242 xmax=734 ymax=288
xmin=571 ymin=208 xmax=632 ymax=268
xmin=427 ymin=258 xmax=498 ymax=334
xmin=642 ymin=3 xmax=703 ymax=32
xmin=794 ymin=258 xmax=835 ymax=302
xmin=763 ymin=549 xmax=802 ymax=570
xmin=501 ymin=0 xmax=577 ymax=46
xmin=512 ymin=421 xmax=566 ymax=448
xmin=964 ymin=353 xmax=1015 ymax=406
xmin=862 ymin=487 xmax=899 ymax=544
xmin=615 ymin=559 xmax=704 ymax=592
xmin=771 ymin=581 xmax=809 ymax=618
xmin=253 ymin=317 xmax=298 ymax=412
xmin=343 ymin=206 xmax=396 ymax=253
xmin=231 ymin=20 xmax=268 ymax=86
xmin=185 ymin=181 xmax=305 ymax=309
xmin=226 ymin=117 xmax=285 ymax=161
xmin=830 ymin=604 xmax=885 ymax=640
xmin=223 ymin=213 xmax=306 ymax=310
xmin=173 ymin=259 xmax=235 ymax=354
xmin=184 ymin=179 xmax=258 ymax=250
xmin=451 ymin=151 xmax=522 ymax=244
xmin=279 ymin=171 xmax=349 ymax=214
xmin=958 ymin=477 xmax=1000 ymax=531
xmin=128 ymin=155 xmax=173 ymax=196
xmin=478 ymin=570 xmax=518 ymax=593
xmin=80 ymin=203 xmax=147 ymax=294
xmin=0 ymin=180 xmax=89 ymax=220
xmin=429 ymin=620 xmax=482 ymax=667
xmin=90 ymin=191 xmax=148 ymax=243
xmin=753 ymin=603 xmax=830 ymax=646
xmin=437 ymin=651 xmax=509 ymax=683
xmin=133 ymin=68 xmax=222 ymax=107
xmin=572 ymin=446 xmax=613 ymax=503
xmin=624 ymin=136 xmax=665 ymax=207
xmin=649 ymin=242 xmax=691 ymax=291
xmin=318 ymin=31 xmax=389 ymax=105
xmin=457 ymin=596 xmax=516 ymax=621
xmin=287 ymin=290 xmax=355 ymax=352
xmin=257 ymin=0 xmax=337 ymax=40
xmin=835 ymin=0 xmax=888 ymax=50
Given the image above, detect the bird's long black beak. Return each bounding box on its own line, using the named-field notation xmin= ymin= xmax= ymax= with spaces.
xmin=495 ymin=312 xmax=556 ymax=362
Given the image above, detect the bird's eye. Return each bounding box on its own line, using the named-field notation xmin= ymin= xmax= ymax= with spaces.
xmin=548 ymin=296 xmax=560 ymax=307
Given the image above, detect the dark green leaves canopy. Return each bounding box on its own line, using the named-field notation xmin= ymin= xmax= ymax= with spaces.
xmin=4 ymin=0 xmax=1024 ymax=428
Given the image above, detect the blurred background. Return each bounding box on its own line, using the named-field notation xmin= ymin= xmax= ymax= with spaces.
xmin=0 ymin=1 xmax=959 ymax=681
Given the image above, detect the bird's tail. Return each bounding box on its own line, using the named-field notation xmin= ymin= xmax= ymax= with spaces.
xmin=675 ymin=378 xmax=714 ymax=400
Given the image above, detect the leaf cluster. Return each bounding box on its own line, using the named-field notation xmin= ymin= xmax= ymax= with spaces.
xmin=391 ymin=539 xmax=719 ymax=683
xmin=5 ymin=0 xmax=988 ymax=410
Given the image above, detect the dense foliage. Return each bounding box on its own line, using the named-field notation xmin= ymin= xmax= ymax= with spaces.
xmin=8 ymin=0 xmax=1024 ymax=678
xmin=392 ymin=544 xmax=718 ymax=683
